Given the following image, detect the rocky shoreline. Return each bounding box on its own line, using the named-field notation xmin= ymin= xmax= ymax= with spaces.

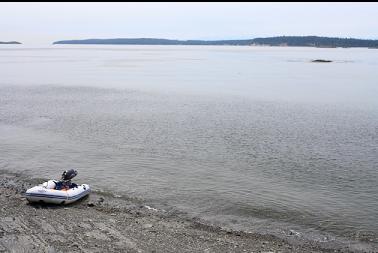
xmin=0 ymin=170 xmax=368 ymax=252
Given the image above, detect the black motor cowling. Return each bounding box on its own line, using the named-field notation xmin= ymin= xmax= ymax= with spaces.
xmin=61 ymin=169 xmax=78 ymax=181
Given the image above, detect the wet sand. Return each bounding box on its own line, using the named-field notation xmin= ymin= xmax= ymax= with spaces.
xmin=0 ymin=171 xmax=356 ymax=252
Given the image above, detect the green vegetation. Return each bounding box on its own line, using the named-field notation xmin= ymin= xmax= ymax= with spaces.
xmin=53 ymin=38 xmax=250 ymax=45
xmin=53 ymin=36 xmax=378 ymax=48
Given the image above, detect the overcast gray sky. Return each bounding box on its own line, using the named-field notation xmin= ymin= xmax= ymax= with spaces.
xmin=1 ymin=2 xmax=378 ymax=45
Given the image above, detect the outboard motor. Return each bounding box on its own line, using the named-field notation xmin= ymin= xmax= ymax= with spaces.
xmin=61 ymin=169 xmax=78 ymax=181
xmin=55 ymin=169 xmax=78 ymax=190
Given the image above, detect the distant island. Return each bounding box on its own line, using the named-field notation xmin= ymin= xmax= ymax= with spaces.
xmin=311 ymin=59 xmax=332 ymax=63
xmin=0 ymin=41 xmax=21 ymax=44
xmin=53 ymin=36 xmax=378 ymax=48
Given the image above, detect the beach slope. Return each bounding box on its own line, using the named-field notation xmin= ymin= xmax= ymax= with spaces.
xmin=0 ymin=171 xmax=341 ymax=252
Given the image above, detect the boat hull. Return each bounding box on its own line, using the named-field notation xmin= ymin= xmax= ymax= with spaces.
xmin=25 ymin=184 xmax=90 ymax=204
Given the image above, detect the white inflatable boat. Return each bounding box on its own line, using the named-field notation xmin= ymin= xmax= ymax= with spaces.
xmin=25 ymin=182 xmax=90 ymax=204
xmin=25 ymin=169 xmax=91 ymax=205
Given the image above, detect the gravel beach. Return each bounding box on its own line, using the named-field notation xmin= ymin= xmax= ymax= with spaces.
xmin=0 ymin=170 xmax=367 ymax=253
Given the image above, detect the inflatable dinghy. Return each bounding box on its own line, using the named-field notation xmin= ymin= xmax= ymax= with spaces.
xmin=25 ymin=169 xmax=90 ymax=205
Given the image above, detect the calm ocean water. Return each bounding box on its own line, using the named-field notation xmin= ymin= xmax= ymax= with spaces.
xmin=0 ymin=45 xmax=377 ymax=251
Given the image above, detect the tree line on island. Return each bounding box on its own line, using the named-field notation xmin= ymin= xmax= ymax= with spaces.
xmin=52 ymin=36 xmax=378 ymax=48
xmin=2 ymin=36 xmax=378 ymax=48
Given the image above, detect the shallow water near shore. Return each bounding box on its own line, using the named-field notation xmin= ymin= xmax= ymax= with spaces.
xmin=0 ymin=45 xmax=377 ymax=251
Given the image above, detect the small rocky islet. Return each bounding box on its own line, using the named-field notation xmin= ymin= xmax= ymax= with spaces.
xmin=0 ymin=41 xmax=22 ymax=44
xmin=311 ymin=59 xmax=333 ymax=63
